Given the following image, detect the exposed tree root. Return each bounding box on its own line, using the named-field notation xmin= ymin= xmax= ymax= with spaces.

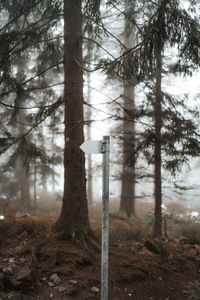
xmin=54 ymin=218 xmax=100 ymax=251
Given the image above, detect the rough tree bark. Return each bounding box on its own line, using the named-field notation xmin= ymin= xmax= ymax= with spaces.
xmin=119 ymin=85 xmax=136 ymax=217
xmin=119 ymin=0 xmax=136 ymax=218
xmin=85 ymin=41 xmax=93 ymax=206
xmin=55 ymin=0 xmax=96 ymax=247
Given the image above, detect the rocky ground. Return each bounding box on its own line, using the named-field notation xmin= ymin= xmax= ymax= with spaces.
xmin=0 ymin=205 xmax=200 ymax=299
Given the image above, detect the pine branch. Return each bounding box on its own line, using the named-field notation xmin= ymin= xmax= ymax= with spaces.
xmin=83 ymin=36 xmax=115 ymax=59
xmin=0 ymin=96 xmax=63 ymax=155
xmin=108 ymin=1 xmax=142 ymax=34
xmin=0 ymin=61 xmax=63 ymax=99
xmin=0 ymin=0 xmax=44 ymax=33
xmin=84 ymin=14 xmax=127 ymax=49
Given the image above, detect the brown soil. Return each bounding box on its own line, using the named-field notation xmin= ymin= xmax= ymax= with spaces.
xmin=0 ymin=205 xmax=200 ymax=300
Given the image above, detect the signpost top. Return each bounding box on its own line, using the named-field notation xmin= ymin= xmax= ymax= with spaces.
xmin=80 ymin=140 xmax=103 ymax=154
xmin=80 ymin=136 xmax=112 ymax=154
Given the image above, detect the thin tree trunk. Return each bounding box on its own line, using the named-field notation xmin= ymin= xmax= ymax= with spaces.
xmin=51 ymin=130 xmax=56 ymax=192
xmin=153 ymin=44 xmax=162 ymax=237
xmin=119 ymin=0 xmax=136 ymax=218
xmin=18 ymin=158 xmax=31 ymax=209
xmin=16 ymin=110 xmax=31 ymax=209
xmin=55 ymin=0 xmax=97 ymax=247
xmin=33 ymin=153 xmax=37 ymax=209
xmin=39 ymin=126 xmax=47 ymax=192
xmin=16 ymin=60 xmax=31 ymax=209
xmin=9 ymin=15 xmax=31 ymax=209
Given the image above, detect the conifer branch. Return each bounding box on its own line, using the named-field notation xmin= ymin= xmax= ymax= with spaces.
xmin=0 ymin=96 xmax=63 ymax=155
xmin=0 ymin=0 xmax=44 ymax=33
xmin=0 ymin=62 xmax=63 ymax=99
xmin=83 ymin=37 xmax=115 ymax=59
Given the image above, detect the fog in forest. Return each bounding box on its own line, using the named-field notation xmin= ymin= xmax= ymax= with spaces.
xmin=2 ymin=67 xmax=200 ymax=219
xmin=1 ymin=1 xmax=200 ymax=222
xmin=2 ymin=1 xmax=200 ymax=299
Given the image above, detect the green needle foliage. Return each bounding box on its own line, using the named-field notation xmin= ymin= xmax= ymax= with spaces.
xmin=100 ymin=0 xmax=200 ymax=82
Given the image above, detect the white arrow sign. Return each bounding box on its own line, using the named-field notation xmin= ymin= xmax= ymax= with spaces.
xmin=80 ymin=140 xmax=103 ymax=154
xmin=80 ymin=139 xmax=113 ymax=154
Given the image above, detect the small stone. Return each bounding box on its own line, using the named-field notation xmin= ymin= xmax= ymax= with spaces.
xmin=57 ymin=285 xmax=66 ymax=292
xmin=3 ymin=267 xmax=13 ymax=275
xmin=50 ymin=273 xmax=62 ymax=285
xmin=42 ymin=277 xmax=47 ymax=281
xmin=17 ymin=266 xmax=32 ymax=280
xmin=69 ymin=280 xmax=77 ymax=285
xmin=48 ymin=282 xmax=55 ymax=287
xmin=8 ymin=258 xmax=15 ymax=264
xmin=19 ymin=258 xmax=26 ymax=264
xmin=91 ymin=287 xmax=100 ymax=293
xmin=49 ymin=293 xmax=53 ymax=298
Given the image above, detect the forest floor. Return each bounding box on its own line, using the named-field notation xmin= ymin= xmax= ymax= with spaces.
xmin=0 ymin=203 xmax=200 ymax=300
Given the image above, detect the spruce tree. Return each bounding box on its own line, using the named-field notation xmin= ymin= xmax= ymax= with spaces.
xmin=54 ymin=0 xmax=98 ymax=247
xmin=101 ymin=0 xmax=200 ymax=236
xmin=0 ymin=0 xmax=63 ymax=207
xmin=119 ymin=0 xmax=136 ymax=218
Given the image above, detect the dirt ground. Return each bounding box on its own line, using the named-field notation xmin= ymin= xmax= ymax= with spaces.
xmin=0 ymin=204 xmax=200 ymax=300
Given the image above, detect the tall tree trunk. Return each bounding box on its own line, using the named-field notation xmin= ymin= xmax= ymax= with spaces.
xmin=153 ymin=44 xmax=162 ymax=237
xmin=119 ymin=0 xmax=136 ymax=218
xmin=16 ymin=60 xmax=31 ymax=209
xmin=119 ymin=85 xmax=136 ymax=217
xmin=55 ymin=0 xmax=96 ymax=246
xmin=16 ymin=109 xmax=31 ymax=209
xmin=86 ymin=82 xmax=93 ymax=206
xmin=85 ymin=41 xmax=93 ymax=206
